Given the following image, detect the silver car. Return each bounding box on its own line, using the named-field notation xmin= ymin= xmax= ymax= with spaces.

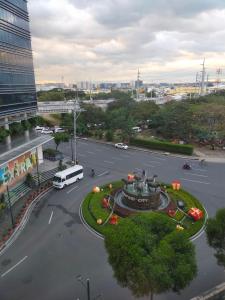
xmin=115 ymin=143 xmax=128 ymax=150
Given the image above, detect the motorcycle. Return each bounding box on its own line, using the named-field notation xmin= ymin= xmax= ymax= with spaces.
xmin=183 ymin=163 xmax=191 ymax=170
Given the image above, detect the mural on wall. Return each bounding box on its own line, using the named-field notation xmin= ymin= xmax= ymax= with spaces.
xmin=0 ymin=150 xmax=37 ymax=194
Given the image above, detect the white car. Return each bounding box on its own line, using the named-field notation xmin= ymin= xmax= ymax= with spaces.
xmin=54 ymin=128 xmax=65 ymax=133
xmin=35 ymin=126 xmax=45 ymax=132
xmin=115 ymin=143 xmax=128 ymax=150
xmin=41 ymin=128 xmax=53 ymax=134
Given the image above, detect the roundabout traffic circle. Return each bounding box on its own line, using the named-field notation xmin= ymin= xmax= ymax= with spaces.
xmin=81 ymin=174 xmax=207 ymax=240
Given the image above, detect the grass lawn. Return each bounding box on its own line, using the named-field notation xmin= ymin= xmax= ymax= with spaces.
xmin=81 ymin=181 xmax=206 ymax=238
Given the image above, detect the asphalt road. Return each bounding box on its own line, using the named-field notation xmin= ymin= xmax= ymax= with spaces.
xmin=0 ymin=139 xmax=225 ymax=300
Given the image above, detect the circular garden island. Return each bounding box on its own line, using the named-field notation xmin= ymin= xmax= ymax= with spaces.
xmin=81 ymin=173 xmax=207 ymax=239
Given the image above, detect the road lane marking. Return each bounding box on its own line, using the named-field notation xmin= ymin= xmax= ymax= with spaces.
xmin=153 ymin=157 xmax=166 ymax=161
xmin=48 ymin=211 xmax=54 ymax=225
xmin=192 ymin=168 xmax=207 ymax=172
xmin=67 ymin=185 xmax=78 ymax=194
xmin=104 ymin=160 xmax=114 ymax=164
xmin=185 ymin=172 xmax=208 ymax=178
xmin=98 ymin=171 xmax=109 ymax=177
xmin=111 ymin=157 xmax=122 ymax=160
xmin=180 ymin=178 xmax=210 ymax=185
xmin=87 ymin=151 xmax=95 ymax=155
xmin=143 ymin=164 xmax=156 ymax=168
xmin=147 ymin=160 xmax=161 ymax=164
xmin=1 ymin=256 xmax=28 ymax=278
xmin=120 ymin=154 xmax=130 ymax=158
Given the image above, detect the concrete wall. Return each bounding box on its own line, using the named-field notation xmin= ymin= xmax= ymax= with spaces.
xmin=191 ymin=282 xmax=225 ymax=300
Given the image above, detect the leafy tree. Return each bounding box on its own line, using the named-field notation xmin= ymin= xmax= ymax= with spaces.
xmin=0 ymin=128 xmax=9 ymax=142
xmin=131 ymin=101 xmax=159 ymax=123
xmin=105 ymin=130 xmax=114 ymax=141
xmin=53 ymin=132 xmax=70 ymax=150
xmin=105 ymin=213 xmax=197 ymax=300
xmin=206 ymin=208 xmax=225 ymax=268
xmin=9 ymin=122 xmax=25 ymax=136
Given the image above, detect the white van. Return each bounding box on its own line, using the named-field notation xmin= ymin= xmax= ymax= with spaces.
xmin=132 ymin=126 xmax=142 ymax=133
xmin=53 ymin=165 xmax=83 ymax=189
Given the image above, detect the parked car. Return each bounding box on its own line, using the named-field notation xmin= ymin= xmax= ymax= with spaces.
xmin=115 ymin=143 xmax=128 ymax=150
xmin=35 ymin=126 xmax=45 ymax=132
xmin=41 ymin=128 xmax=54 ymax=134
xmin=54 ymin=127 xmax=65 ymax=133
xmin=132 ymin=126 xmax=142 ymax=133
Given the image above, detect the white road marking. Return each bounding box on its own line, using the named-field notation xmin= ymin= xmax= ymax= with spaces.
xmin=120 ymin=154 xmax=130 ymax=158
xmin=1 ymin=256 xmax=28 ymax=278
xmin=185 ymin=172 xmax=208 ymax=178
xmin=48 ymin=211 xmax=54 ymax=225
xmin=180 ymin=178 xmax=210 ymax=185
xmin=104 ymin=160 xmax=114 ymax=164
xmin=147 ymin=160 xmax=161 ymax=164
xmin=192 ymin=168 xmax=207 ymax=172
xmin=153 ymin=157 xmax=166 ymax=161
xmin=67 ymin=185 xmax=78 ymax=194
xmin=111 ymin=157 xmax=122 ymax=160
xmin=98 ymin=171 xmax=109 ymax=177
xmin=87 ymin=151 xmax=95 ymax=155
xmin=143 ymin=164 xmax=156 ymax=168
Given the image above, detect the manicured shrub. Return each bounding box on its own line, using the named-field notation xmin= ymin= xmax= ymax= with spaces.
xmin=130 ymin=137 xmax=194 ymax=155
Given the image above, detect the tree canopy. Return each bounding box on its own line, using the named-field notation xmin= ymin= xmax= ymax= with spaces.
xmin=104 ymin=213 xmax=197 ymax=300
xmin=206 ymin=208 xmax=225 ymax=268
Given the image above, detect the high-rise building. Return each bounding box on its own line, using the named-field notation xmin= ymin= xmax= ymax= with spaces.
xmin=0 ymin=0 xmax=37 ymax=117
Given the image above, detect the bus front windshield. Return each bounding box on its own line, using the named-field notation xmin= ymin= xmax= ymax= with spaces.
xmin=53 ymin=176 xmax=62 ymax=183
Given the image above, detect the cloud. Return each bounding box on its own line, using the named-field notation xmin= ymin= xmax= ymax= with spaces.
xmin=28 ymin=0 xmax=225 ymax=83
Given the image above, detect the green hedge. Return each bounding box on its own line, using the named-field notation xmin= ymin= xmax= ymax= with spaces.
xmin=130 ymin=137 xmax=194 ymax=155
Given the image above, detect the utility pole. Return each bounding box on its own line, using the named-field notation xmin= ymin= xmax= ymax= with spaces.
xmin=200 ymin=58 xmax=206 ymax=96
xmin=136 ymin=68 xmax=140 ymax=102
xmin=6 ymin=185 xmax=14 ymax=228
xmin=73 ymin=96 xmax=77 ymax=165
xmin=36 ymin=148 xmax=41 ymax=186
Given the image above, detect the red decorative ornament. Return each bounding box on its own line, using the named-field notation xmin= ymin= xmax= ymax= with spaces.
xmin=167 ymin=209 xmax=176 ymax=217
xmin=172 ymin=180 xmax=181 ymax=190
xmin=128 ymin=174 xmax=134 ymax=181
xmin=188 ymin=208 xmax=203 ymax=221
xmin=109 ymin=215 xmax=119 ymax=225
xmin=102 ymin=198 xmax=110 ymax=209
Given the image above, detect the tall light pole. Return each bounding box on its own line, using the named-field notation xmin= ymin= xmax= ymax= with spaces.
xmin=76 ymin=275 xmax=91 ymax=300
xmin=6 ymin=185 xmax=14 ymax=228
xmin=73 ymin=98 xmax=77 ymax=165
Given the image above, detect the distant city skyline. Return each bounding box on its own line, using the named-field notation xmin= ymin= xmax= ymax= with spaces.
xmin=29 ymin=0 xmax=225 ymax=84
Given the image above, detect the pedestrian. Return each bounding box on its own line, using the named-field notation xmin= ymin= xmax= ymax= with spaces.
xmin=142 ymin=169 xmax=146 ymax=177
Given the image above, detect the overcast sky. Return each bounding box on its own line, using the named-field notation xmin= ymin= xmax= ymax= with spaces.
xmin=28 ymin=0 xmax=225 ymax=84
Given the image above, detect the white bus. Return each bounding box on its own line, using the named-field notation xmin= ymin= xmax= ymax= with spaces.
xmin=53 ymin=165 xmax=83 ymax=189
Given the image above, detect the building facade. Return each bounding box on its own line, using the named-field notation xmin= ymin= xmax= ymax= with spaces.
xmin=0 ymin=0 xmax=37 ymax=117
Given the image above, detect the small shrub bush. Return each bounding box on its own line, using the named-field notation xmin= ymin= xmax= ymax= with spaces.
xmin=130 ymin=137 xmax=194 ymax=155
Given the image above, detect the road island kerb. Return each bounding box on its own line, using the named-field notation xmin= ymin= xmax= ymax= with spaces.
xmin=0 ymin=186 xmax=53 ymax=257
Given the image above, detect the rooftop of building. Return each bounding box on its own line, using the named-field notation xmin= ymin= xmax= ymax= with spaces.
xmin=0 ymin=134 xmax=53 ymax=168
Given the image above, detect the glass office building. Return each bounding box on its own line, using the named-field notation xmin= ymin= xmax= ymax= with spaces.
xmin=0 ymin=0 xmax=37 ymax=117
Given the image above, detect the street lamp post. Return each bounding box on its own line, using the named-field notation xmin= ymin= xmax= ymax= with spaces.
xmin=77 ymin=275 xmax=91 ymax=300
xmin=73 ymin=98 xmax=77 ymax=165
xmin=6 ymin=185 xmax=14 ymax=228
xmin=35 ymin=147 xmax=41 ymax=186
